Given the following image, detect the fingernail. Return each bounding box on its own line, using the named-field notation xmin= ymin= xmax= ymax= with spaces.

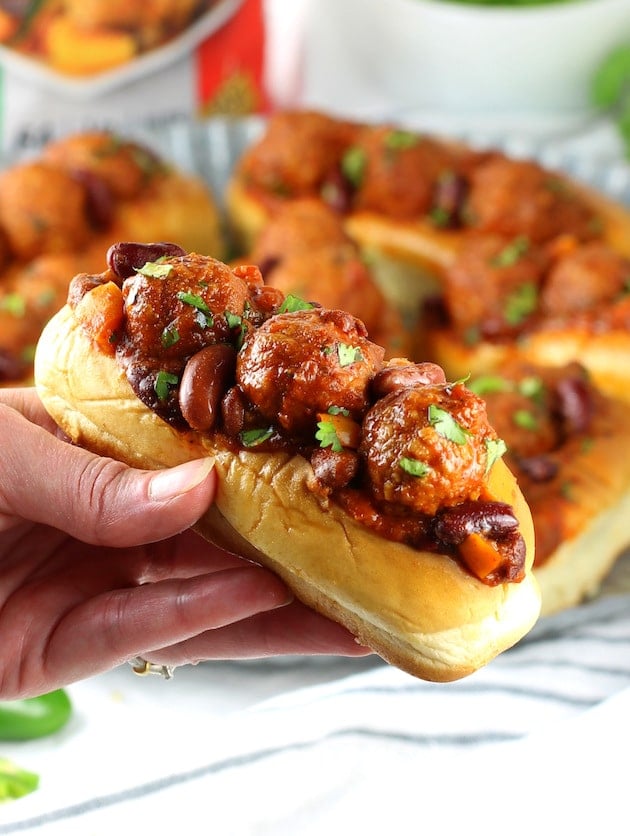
xmin=149 ymin=457 xmax=215 ymax=502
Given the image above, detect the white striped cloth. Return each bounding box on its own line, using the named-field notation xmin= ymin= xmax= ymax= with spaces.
xmin=1 ymin=577 xmax=629 ymax=836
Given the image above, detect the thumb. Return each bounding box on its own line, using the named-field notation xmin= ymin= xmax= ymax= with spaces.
xmin=0 ymin=403 xmax=216 ymax=545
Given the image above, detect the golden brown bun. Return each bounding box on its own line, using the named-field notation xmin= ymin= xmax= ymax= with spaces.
xmin=35 ymin=304 xmax=540 ymax=682
xmin=424 ymin=327 xmax=630 ymax=406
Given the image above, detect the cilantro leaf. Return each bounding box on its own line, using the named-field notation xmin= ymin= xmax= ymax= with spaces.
xmin=240 ymin=427 xmax=274 ymax=447
xmin=485 ymin=438 xmax=507 ymax=473
xmin=315 ymin=419 xmax=343 ymax=452
xmin=399 ymin=457 xmax=429 ymax=477
xmin=277 ymin=294 xmax=315 ymax=313
xmin=337 ymin=343 xmax=363 ymax=366
xmin=137 ymin=260 xmax=173 ymax=279
xmin=428 ymin=404 xmax=471 ymax=444
xmin=154 ymin=371 xmax=178 ymax=401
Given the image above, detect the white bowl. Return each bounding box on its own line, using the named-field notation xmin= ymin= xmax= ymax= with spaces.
xmin=301 ymin=0 xmax=630 ymax=118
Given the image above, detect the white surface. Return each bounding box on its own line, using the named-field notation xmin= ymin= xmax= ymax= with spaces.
xmin=300 ymin=0 xmax=630 ymax=122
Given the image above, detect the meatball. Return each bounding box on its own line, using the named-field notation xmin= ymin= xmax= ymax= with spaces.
xmin=251 ymin=199 xmax=351 ymax=270
xmin=237 ymin=110 xmax=359 ymax=197
xmin=0 ymin=161 xmax=92 ymax=260
xmin=122 ymin=253 xmax=252 ymax=361
xmin=360 ymin=383 xmax=498 ymax=516
xmin=43 ymin=131 xmax=163 ymax=200
xmin=465 ymin=155 xmax=598 ymax=244
xmin=237 ymin=307 xmax=385 ymax=435
xmin=540 ymin=242 xmax=630 ymax=317
xmin=266 ymin=245 xmax=386 ymax=336
xmin=352 ymin=125 xmax=462 ymax=219
xmin=442 ymin=234 xmax=548 ymax=339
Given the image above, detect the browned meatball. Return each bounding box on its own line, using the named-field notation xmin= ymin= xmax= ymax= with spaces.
xmin=237 ymin=110 xmax=359 ymax=197
xmin=251 ymin=199 xmax=351 ymax=267
xmin=465 ymin=155 xmax=598 ymax=244
xmin=360 ymin=382 xmax=498 ymax=516
xmin=122 ymin=253 xmax=252 ymax=361
xmin=266 ymin=245 xmax=386 ymax=336
xmin=0 ymin=161 xmax=92 ymax=260
xmin=442 ymin=234 xmax=548 ymax=338
xmin=540 ymin=242 xmax=630 ymax=317
xmin=42 ymin=131 xmax=163 ymax=200
xmin=236 ymin=307 xmax=385 ymax=435
xmin=352 ymin=125 xmax=461 ymax=219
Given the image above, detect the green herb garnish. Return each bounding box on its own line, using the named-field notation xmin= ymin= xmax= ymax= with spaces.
xmin=504 ymin=282 xmax=538 ymax=326
xmin=491 ymin=236 xmax=530 ymax=268
xmin=278 ymin=294 xmax=315 ymax=313
xmin=161 ymin=322 xmax=180 ymax=348
xmin=177 ymin=291 xmax=213 ymax=327
xmin=337 ymin=343 xmax=363 ymax=366
xmin=315 ymin=419 xmax=343 ymax=452
xmin=154 ymin=371 xmax=178 ymax=401
xmin=485 ymin=438 xmax=507 ymax=473
xmin=399 ymin=457 xmax=429 ymax=477
xmin=137 ymin=260 xmax=173 ymax=279
xmin=0 ymin=293 xmax=26 ymax=317
xmin=0 ymin=758 xmax=39 ymax=802
xmin=513 ymin=409 xmax=538 ymax=430
xmin=341 ymin=146 xmax=367 ymax=187
xmin=428 ymin=404 xmax=471 ymax=444
xmin=240 ymin=427 xmax=274 ymax=447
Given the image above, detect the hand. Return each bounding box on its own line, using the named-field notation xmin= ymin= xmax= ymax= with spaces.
xmin=0 ymin=388 xmax=371 ymax=699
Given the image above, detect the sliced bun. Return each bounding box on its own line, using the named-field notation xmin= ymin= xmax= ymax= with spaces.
xmin=35 ymin=303 xmax=540 ymax=682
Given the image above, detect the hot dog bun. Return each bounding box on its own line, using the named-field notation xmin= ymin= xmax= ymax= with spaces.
xmin=34 ymin=251 xmax=540 ymax=683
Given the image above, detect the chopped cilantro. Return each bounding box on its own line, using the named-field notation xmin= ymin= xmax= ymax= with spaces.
xmin=278 ymin=294 xmax=315 ymax=313
xmin=485 ymin=438 xmax=507 ymax=473
xmin=399 ymin=457 xmax=429 ymax=477
xmin=385 ymin=129 xmax=419 ymax=151
xmin=177 ymin=291 xmax=214 ymax=328
xmin=0 ymin=293 xmax=26 ymax=317
xmin=137 ymin=260 xmax=173 ymax=279
xmin=504 ymin=282 xmax=538 ymax=326
xmin=428 ymin=404 xmax=471 ymax=444
xmin=468 ymin=374 xmax=512 ymax=395
xmin=315 ymin=419 xmax=343 ymax=453
xmin=341 ymin=146 xmax=367 ymax=187
xmin=161 ymin=322 xmax=180 ymax=348
xmin=328 ymin=405 xmax=350 ymax=416
xmin=513 ymin=409 xmax=538 ymax=430
xmin=337 ymin=343 xmax=363 ymax=366
xmin=240 ymin=427 xmax=273 ymax=447
xmin=154 ymin=371 xmax=178 ymax=401
xmin=491 ymin=236 xmax=530 ymax=268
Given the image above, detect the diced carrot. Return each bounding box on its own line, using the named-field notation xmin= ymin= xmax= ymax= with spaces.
xmin=73 ymin=281 xmax=124 ymax=355
xmin=458 ymin=532 xmax=504 ymax=581
xmin=546 ymin=233 xmax=579 ymax=262
xmin=317 ymin=411 xmax=361 ymax=449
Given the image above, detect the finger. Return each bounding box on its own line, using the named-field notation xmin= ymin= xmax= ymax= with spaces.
xmin=41 ymin=566 xmax=294 ymax=687
xmin=0 ymin=402 xmax=217 ymax=544
xmin=146 ymin=600 xmax=373 ymax=665
xmin=0 ymin=386 xmax=59 ymax=433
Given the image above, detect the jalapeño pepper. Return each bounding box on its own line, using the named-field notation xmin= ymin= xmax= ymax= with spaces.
xmin=0 ymin=689 xmax=72 ymax=741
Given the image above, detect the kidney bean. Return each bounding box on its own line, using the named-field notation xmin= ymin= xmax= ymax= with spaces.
xmin=321 ymin=164 xmax=354 ymax=214
xmin=553 ymin=375 xmax=594 ymax=435
xmin=107 ymin=242 xmax=186 ymax=279
xmin=71 ymin=169 xmax=114 ymax=231
xmin=310 ymin=448 xmax=359 ymax=491
xmin=221 ymin=387 xmax=248 ymax=437
xmin=517 ymin=454 xmax=559 ymax=483
xmin=371 ymin=361 xmax=446 ymax=399
xmin=179 ymin=344 xmax=237 ymax=432
xmin=432 ymin=500 xmax=518 ymax=546
xmin=432 ymin=171 xmax=468 ymax=228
